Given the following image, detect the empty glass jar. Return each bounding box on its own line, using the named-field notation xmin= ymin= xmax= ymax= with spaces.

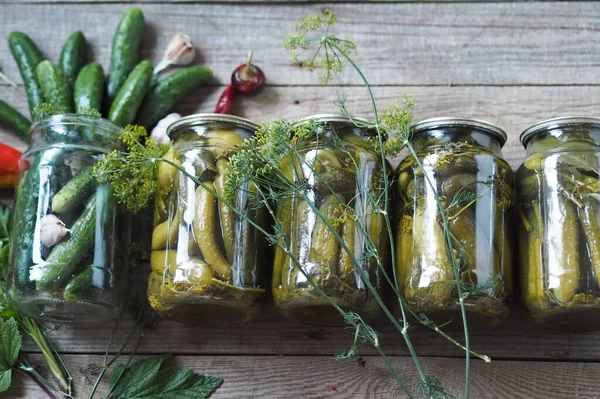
xmin=9 ymin=115 xmax=130 ymax=323
xmin=395 ymin=117 xmax=514 ymax=329
xmin=148 ymin=114 xmax=267 ymax=324
xmin=517 ymin=116 xmax=600 ymax=331
xmin=272 ymin=115 xmax=389 ymax=325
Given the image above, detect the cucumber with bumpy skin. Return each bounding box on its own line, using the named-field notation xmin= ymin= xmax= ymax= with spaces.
xmin=136 ymin=66 xmax=213 ymax=129
xmin=8 ymin=32 xmax=45 ymax=116
xmin=107 ymin=8 xmax=145 ymax=104
xmin=108 ymin=60 xmax=153 ymax=126
xmin=52 ymin=166 xmax=96 ymax=213
xmin=0 ymin=100 xmax=31 ymax=143
xmin=36 ymin=61 xmax=74 ymax=113
xmin=59 ymin=31 xmax=87 ymax=87
xmin=74 ymin=63 xmax=105 ymax=114
xmin=63 ymin=267 xmax=93 ymax=302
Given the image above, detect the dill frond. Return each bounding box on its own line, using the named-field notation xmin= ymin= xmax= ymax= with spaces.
xmin=283 ymin=9 xmax=356 ymax=85
xmin=93 ymin=125 xmax=169 ymax=213
xmin=32 ymin=102 xmax=70 ymax=121
xmin=77 ymin=108 xmax=102 ymax=118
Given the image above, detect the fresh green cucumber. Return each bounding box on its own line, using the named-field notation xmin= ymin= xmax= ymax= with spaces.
xmin=108 ymin=60 xmax=153 ymax=126
xmin=59 ymin=31 xmax=87 ymax=87
xmin=106 ymin=8 xmax=145 ymax=104
xmin=36 ymin=187 xmax=102 ymax=291
xmin=8 ymin=32 xmax=45 ymax=116
xmin=63 ymin=267 xmax=93 ymax=302
xmin=0 ymin=99 xmax=31 ymax=143
xmin=74 ymin=63 xmax=104 ymax=114
xmin=136 ymin=66 xmax=213 ymax=129
xmin=36 ymin=61 xmax=74 ymax=113
xmin=52 ymin=166 xmax=96 ymax=213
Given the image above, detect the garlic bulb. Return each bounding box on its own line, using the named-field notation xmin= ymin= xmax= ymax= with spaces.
xmin=154 ymin=33 xmax=196 ymax=75
xmin=151 ymin=113 xmax=181 ymax=144
xmin=40 ymin=214 xmax=71 ymax=247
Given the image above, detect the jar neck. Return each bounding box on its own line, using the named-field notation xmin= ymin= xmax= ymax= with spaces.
xmin=524 ymin=125 xmax=600 ymax=156
xmin=411 ymin=127 xmax=504 ymax=156
xmin=27 ymin=114 xmax=122 ymax=155
xmin=296 ymin=121 xmax=377 ymax=149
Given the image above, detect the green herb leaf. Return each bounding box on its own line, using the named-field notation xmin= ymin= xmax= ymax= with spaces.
xmin=106 ymin=355 xmax=222 ymax=399
xmin=0 ymin=369 xmax=11 ymax=392
xmin=0 ymin=318 xmax=21 ymax=387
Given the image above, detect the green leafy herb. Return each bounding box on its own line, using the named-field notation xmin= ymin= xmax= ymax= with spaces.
xmin=106 ymin=355 xmax=222 ymax=399
xmin=0 ymin=318 xmax=22 ymax=392
xmin=32 ymin=102 xmax=71 ymax=121
xmin=93 ymin=125 xmax=169 ymax=213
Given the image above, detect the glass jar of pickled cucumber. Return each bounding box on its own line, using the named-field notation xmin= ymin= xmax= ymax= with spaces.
xmin=272 ymin=115 xmax=389 ymax=325
xmin=395 ymin=118 xmax=514 ymax=329
xmin=8 ymin=115 xmax=131 ymax=323
xmin=517 ymin=117 xmax=600 ymax=331
xmin=148 ymin=114 xmax=267 ymax=324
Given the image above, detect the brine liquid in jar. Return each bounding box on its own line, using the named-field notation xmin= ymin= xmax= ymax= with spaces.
xmin=395 ymin=117 xmax=514 ymax=329
xmin=517 ymin=116 xmax=600 ymax=331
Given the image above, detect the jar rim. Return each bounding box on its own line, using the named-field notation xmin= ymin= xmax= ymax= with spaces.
xmin=294 ymin=114 xmax=370 ymax=126
xmin=412 ymin=117 xmax=507 ymax=146
xmin=30 ymin=114 xmax=122 ymax=135
xmin=520 ymin=116 xmax=600 ymax=146
xmin=167 ymin=113 xmax=259 ymax=139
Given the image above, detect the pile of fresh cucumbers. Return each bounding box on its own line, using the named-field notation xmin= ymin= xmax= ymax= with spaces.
xmin=0 ymin=8 xmax=213 ymax=141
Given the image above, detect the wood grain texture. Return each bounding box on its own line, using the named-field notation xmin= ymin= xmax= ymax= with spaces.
xmin=1 ymin=2 xmax=600 ymax=87
xmin=6 ymin=354 xmax=600 ymax=398
xmin=18 ymin=303 xmax=600 ymax=361
xmin=3 ymin=84 xmax=600 ymax=168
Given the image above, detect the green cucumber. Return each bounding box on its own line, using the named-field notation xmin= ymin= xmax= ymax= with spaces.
xmin=36 ymin=61 xmax=74 ymax=113
xmin=107 ymin=8 xmax=145 ymax=104
xmin=63 ymin=267 xmax=93 ymax=302
xmin=8 ymin=32 xmax=45 ymax=116
xmin=52 ymin=166 xmax=96 ymax=213
xmin=74 ymin=63 xmax=104 ymax=114
xmin=136 ymin=66 xmax=213 ymax=129
xmin=59 ymin=31 xmax=87 ymax=87
xmin=0 ymin=99 xmax=31 ymax=143
xmin=108 ymin=60 xmax=153 ymax=126
xmin=36 ymin=187 xmax=103 ymax=291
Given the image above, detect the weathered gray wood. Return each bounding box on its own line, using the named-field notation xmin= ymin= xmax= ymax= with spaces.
xmin=17 ymin=303 xmax=600 ymax=361
xmin=3 ymin=84 xmax=600 ymax=168
xmin=6 ymin=354 xmax=600 ymax=398
xmin=1 ymin=3 xmax=600 ymax=87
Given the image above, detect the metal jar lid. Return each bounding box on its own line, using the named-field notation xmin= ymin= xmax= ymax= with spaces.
xmin=520 ymin=116 xmax=600 ymax=146
xmin=412 ymin=117 xmax=508 ymax=146
xmin=167 ymin=113 xmax=259 ymax=140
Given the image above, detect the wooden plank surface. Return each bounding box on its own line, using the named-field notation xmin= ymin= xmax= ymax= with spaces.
xmin=6 ymin=354 xmax=600 ymax=399
xmin=1 ymin=3 xmax=600 ymax=87
xmin=3 ymin=84 xmax=600 ymax=168
xmin=19 ymin=306 xmax=600 ymax=360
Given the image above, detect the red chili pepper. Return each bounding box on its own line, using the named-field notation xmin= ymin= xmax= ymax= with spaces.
xmin=214 ymin=84 xmax=235 ymax=114
xmin=231 ymin=50 xmax=265 ymax=95
xmin=0 ymin=143 xmax=22 ymax=188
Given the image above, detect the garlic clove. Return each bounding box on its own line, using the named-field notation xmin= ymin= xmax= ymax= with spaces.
xmin=151 ymin=113 xmax=181 ymax=144
xmin=40 ymin=214 xmax=71 ymax=247
xmin=154 ymin=33 xmax=196 ymax=75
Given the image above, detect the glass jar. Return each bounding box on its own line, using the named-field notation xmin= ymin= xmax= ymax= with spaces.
xmin=395 ymin=118 xmax=514 ymax=329
xmin=272 ymin=115 xmax=389 ymax=325
xmin=148 ymin=114 xmax=267 ymax=324
xmin=9 ymin=115 xmax=130 ymax=323
xmin=517 ymin=117 xmax=600 ymax=331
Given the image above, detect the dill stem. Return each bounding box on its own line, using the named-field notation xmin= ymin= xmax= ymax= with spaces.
xmin=15 ymin=367 xmax=57 ymax=399
xmin=328 ymin=39 xmax=429 ymax=388
xmin=375 ymin=343 xmax=414 ymax=399
xmin=406 ymin=144 xmax=471 ymax=398
xmin=17 ymin=316 xmax=70 ymax=394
